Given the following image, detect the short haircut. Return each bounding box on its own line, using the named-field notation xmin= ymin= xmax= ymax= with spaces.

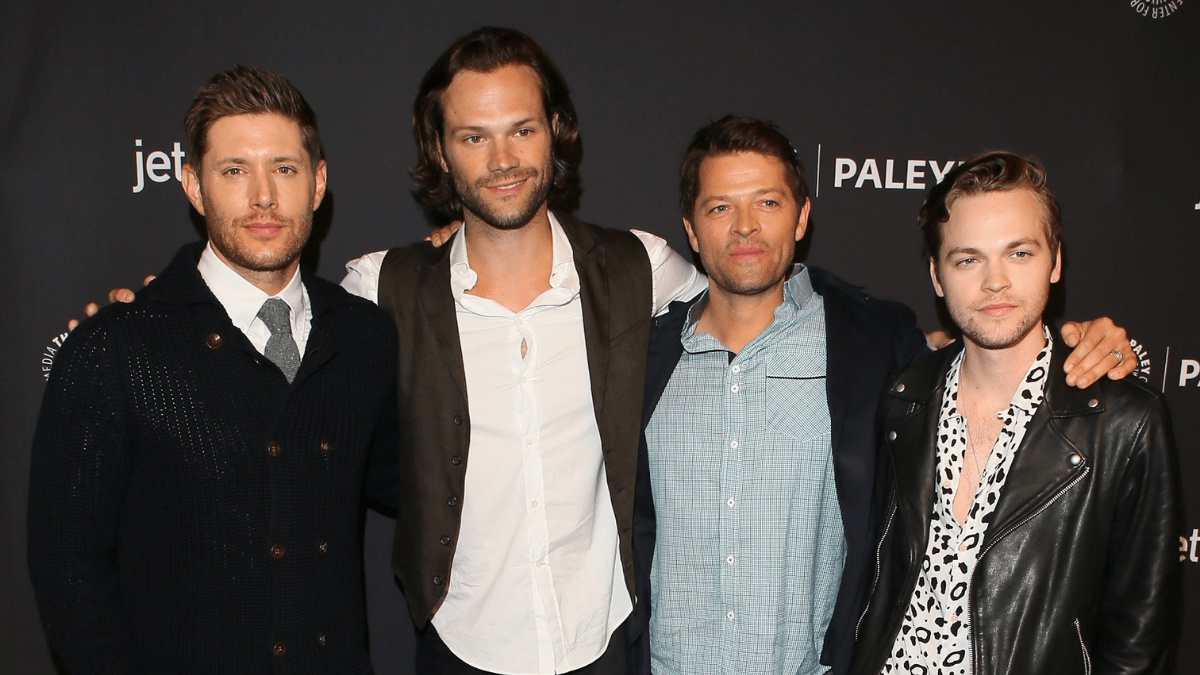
xmin=410 ymin=26 xmax=582 ymax=223
xmin=679 ymin=115 xmax=809 ymax=220
xmin=920 ymin=150 xmax=1062 ymax=262
xmin=184 ymin=65 xmax=322 ymax=171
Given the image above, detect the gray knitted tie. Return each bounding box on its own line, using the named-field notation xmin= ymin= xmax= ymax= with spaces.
xmin=256 ymin=298 xmax=301 ymax=383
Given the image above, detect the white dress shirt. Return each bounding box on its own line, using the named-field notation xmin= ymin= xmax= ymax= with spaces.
xmin=342 ymin=215 xmax=705 ymax=674
xmin=197 ymin=242 xmax=311 ymax=357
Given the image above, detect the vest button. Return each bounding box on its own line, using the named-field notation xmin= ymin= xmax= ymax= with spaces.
xmin=273 ymin=641 xmax=286 ymax=657
xmin=453 ymin=415 xmax=463 ymax=425
xmin=447 ymin=496 xmax=458 ymax=507
xmin=268 ymin=441 xmax=281 ymax=457
xmin=440 ymin=535 xmax=451 ymax=546
xmin=270 ymin=543 xmax=285 ymax=559
xmin=432 ymin=575 xmax=443 ymax=586
xmin=451 ymin=455 xmax=462 ymax=466
xmin=205 ymin=333 xmax=223 ymax=349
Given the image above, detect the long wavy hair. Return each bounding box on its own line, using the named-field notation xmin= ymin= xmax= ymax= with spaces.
xmin=409 ymin=27 xmax=582 ymax=223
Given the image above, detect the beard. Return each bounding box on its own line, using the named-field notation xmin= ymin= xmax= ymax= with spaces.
xmin=450 ymin=162 xmax=553 ymax=230
xmin=949 ymin=298 xmax=1045 ymax=350
xmin=700 ymin=238 xmax=794 ymax=297
xmin=205 ymin=206 xmax=311 ymax=273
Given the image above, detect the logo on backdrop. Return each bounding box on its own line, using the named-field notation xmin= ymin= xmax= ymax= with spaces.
xmin=1128 ymin=0 xmax=1184 ymax=19
xmin=811 ymin=147 xmax=962 ymax=197
xmin=133 ymin=139 xmax=186 ymax=193
xmin=1183 ymin=529 xmax=1200 ymax=562
xmin=1114 ymin=339 xmax=1200 ymax=393
xmin=41 ymin=331 xmax=70 ymax=381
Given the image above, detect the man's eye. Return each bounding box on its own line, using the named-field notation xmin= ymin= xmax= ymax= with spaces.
xmin=278 ymin=166 xmax=295 ymax=174
xmin=762 ymin=199 xmax=778 ymax=207
xmin=1012 ymin=250 xmax=1030 ymax=259
xmin=710 ymin=205 xmax=728 ymax=214
xmin=516 ymin=128 xmax=533 ymax=137
xmin=465 ymin=135 xmax=483 ymax=144
xmin=224 ymin=167 xmax=243 ymax=176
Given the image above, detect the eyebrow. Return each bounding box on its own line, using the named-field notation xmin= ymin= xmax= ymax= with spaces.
xmin=700 ymin=187 xmax=786 ymax=203
xmin=943 ymin=237 xmax=1043 ymax=259
xmin=449 ymin=117 xmax=541 ymax=134
xmin=211 ymin=155 xmax=305 ymax=166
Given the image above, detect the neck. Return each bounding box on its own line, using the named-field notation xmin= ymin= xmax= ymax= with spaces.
xmin=459 ymin=204 xmax=555 ymax=312
xmin=959 ymin=322 xmax=1046 ymax=405
xmin=695 ymin=280 xmax=786 ymax=354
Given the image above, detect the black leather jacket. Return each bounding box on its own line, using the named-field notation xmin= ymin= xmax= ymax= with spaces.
xmin=851 ymin=332 xmax=1182 ymax=675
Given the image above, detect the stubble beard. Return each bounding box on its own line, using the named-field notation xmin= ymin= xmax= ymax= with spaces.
xmin=950 ymin=298 xmax=1046 ymax=350
xmin=451 ymin=161 xmax=554 ymax=230
xmin=205 ymin=204 xmax=311 ymax=273
xmin=703 ymin=239 xmax=793 ymax=298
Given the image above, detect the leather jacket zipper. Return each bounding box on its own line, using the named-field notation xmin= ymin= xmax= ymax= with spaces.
xmin=856 ymin=500 xmax=897 ymax=641
xmin=967 ymin=465 xmax=1091 ymax=673
xmin=1075 ymin=618 xmax=1092 ymax=675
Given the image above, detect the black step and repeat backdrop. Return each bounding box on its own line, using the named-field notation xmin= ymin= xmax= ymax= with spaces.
xmin=2 ymin=2 xmax=1197 ymax=672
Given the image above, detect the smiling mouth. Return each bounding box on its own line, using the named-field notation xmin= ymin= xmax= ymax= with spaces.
xmin=485 ymin=178 xmax=528 ymax=194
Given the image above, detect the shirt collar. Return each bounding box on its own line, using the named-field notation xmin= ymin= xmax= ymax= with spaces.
xmin=197 ymin=241 xmax=305 ymax=329
xmin=682 ymin=263 xmax=815 ymax=354
xmin=449 ymin=211 xmax=580 ymax=302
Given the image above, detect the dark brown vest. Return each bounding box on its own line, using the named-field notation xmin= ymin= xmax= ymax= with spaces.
xmin=377 ymin=214 xmax=653 ymax=628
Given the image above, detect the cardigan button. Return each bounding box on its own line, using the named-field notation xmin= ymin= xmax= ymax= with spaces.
xmin=1087 ymin=398 xmax=1099 ymax=408
xmin=273 ymin=641 xmax=286 ymax=657
xmin=453 ymin=415 xmax=463 ymax=425
xmin=440 ymin=535 xmax=451 ymax=546
xmin=450 ymin=455 xmax=462 ymax=466
xmin=1068 ymin=453 xmax=1082 ymax=466
xmin=318 ymin=539 xmax=328 ymax=555
xmin=268 ymin=441 xmax=281 ymax=457
xmin=447 ymin=496 xmax=458 ymax=507
xmin=320 ymin=438 xmax=330 ymax=455
xmin=205 ymin=333 xmax=223 ymax=349
xmin=895 ymin=383 xmax=905 ymax=393
xmin=887 ymin=431 xmax=897 ymax=441
xmin=432 ymin=575 xmax=444 ymax=586
xmin=270 ymin=543 xmax=285 ymax=559
xmin=317 ymin=632 xmax=326 ymax=647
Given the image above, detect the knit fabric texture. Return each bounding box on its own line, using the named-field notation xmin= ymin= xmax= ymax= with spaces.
xmin=27 ymin=242 xmax=398 ymax=675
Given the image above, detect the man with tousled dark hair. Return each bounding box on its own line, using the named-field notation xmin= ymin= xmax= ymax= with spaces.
xmin=628 ymin=119 xmax=1139 ymax=675
xmin=341 ymin=27 xmax=705 ymax=675
xmin=28 ymin=65 xmax=398 ymax=674
xmin=851 ymin=152 xmax=1181 ymax=675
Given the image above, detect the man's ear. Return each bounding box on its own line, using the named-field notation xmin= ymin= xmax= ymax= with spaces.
xmin=1050 ymin=247 xmax=1062 ymax=284
xmin=795 ymin=198 xmax=811 ymax=241
xmin=311 ymin=159 xmax=328 ymax=211
xmin=682 ymin=217 xmax=700 ymax=253
xmin=929 ymin=257 xmax=944 ymax=298
xmin=181 ymin=163 xmax=205 ymax=216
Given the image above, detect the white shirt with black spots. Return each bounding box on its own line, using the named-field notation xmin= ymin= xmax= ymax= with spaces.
xmin=882 ymin=327 xmax=1052 ymax=675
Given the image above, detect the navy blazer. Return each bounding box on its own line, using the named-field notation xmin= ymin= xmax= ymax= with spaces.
xmin=627 ymin=266 xmax=927 ymax=675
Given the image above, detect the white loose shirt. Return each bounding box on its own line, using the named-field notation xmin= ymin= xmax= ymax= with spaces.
xmin=341 ymin=215 xmax=706 ymax=674
xmin=196 ymin=242 xmax=310 ymax=356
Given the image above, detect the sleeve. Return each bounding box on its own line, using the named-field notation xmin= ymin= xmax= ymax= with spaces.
xmin=631 ymin=229 xmax=707 ymax=317
xmin=340 ymin=250 xmax=389 ymax=305
xmin=887 ymin=301 xmax=931 ymax=370
xmin=365 ymin=317 xmax=401 ymax=514
xmin=26 ymin=321 xmax=139 ymax=674
xmin=1093 ymin=396 xmax=1183 ymax=674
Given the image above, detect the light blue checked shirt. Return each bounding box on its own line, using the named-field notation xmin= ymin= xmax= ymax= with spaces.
xmin=648 ymin=265 xmax=845 ymax=675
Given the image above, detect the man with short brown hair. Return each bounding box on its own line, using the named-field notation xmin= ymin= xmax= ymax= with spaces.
xmin=28 ymin=65 xmax=398 ymax=674
xmin=851 ymin=151 xmax=1182 ymax=675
